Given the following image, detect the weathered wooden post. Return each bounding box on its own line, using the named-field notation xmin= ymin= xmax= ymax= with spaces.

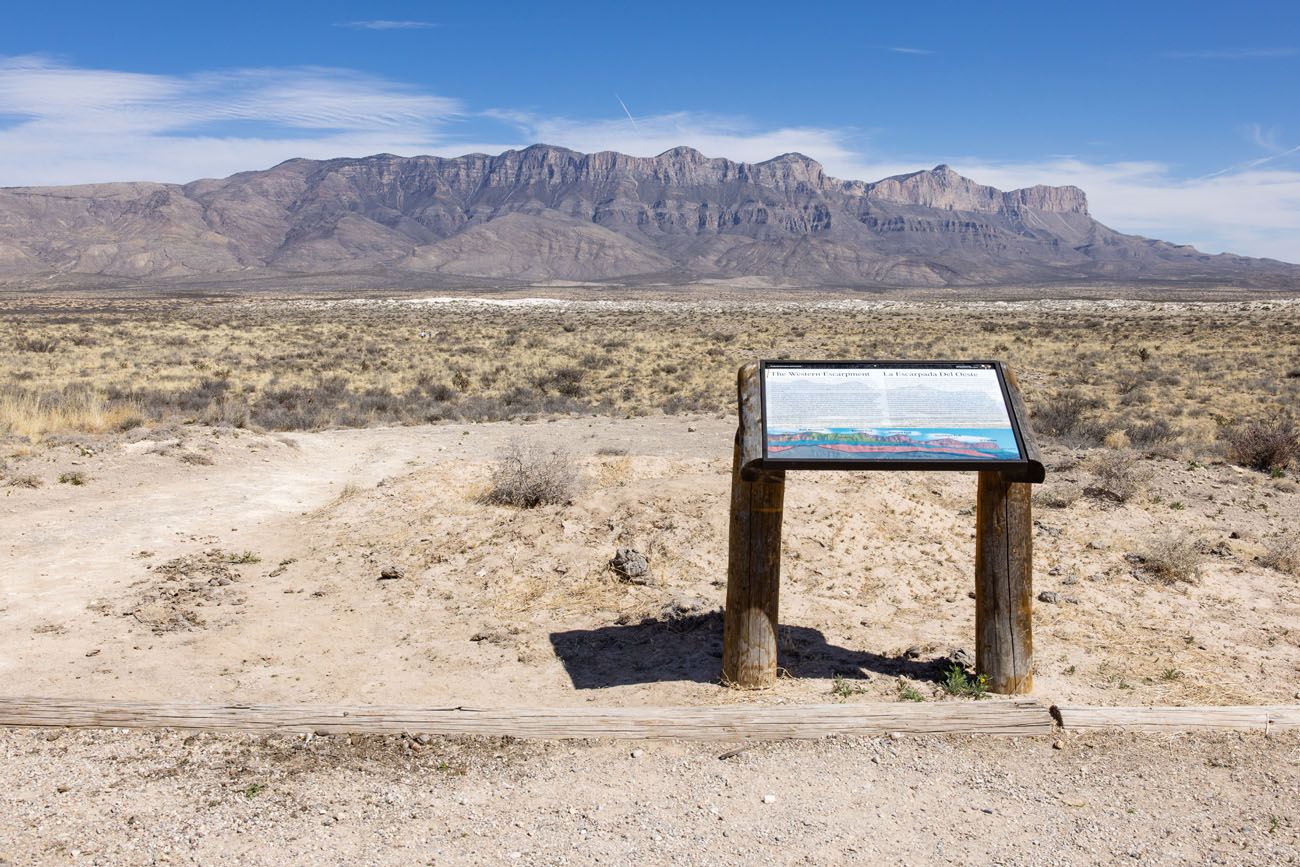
xmin=974 ymin=470 xmax=1034 ymax=694
xmin=722 ymin=363 xmax=785 ymax=688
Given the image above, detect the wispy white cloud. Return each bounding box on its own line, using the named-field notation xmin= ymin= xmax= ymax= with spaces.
xmin=937 ymin=158 xmax=1300 ymax=262
xmin=0 ymin=55 xmax=468 ymax=184
xmin=1249 ymin=123 xmax=1283 ymax=153
xmin=336 ymin=20 xmax=438 ymax=30
xmin=889 ymin=47 xmax=934 ymax=55
xmin=493 ymin=109 xmax=1300 ymax=262
xmin=1162 ymin=47 xmax=1296 ymax=59
xmin=489 ymin=108 xmax=886 ymax=174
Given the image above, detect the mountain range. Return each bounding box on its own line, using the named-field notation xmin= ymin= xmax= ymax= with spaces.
xmin=1 ymin=144 xmax=1296 ymax=289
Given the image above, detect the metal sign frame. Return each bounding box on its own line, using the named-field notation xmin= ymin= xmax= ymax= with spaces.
xmin=757 ymin=359 xmax=1044 ymax=482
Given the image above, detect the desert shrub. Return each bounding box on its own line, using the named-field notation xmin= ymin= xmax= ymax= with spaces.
xmin=249 ymin=377 xmax=352 ymax=430
xmin=1259 ymin=533 xmax=1300 ymax=576
xmin=415 ymin=377 xmax=457 ymax=402
xmin=1037 ymin=482 xmax=1081 ymax=509
xmin=534 ymin=366 xmax=586 ymax=398
xmin=15 ymin=335 xmax=59 ymax=353
xmin=5 ymin=473 xmax=43 ymax=488
xmin=1134 ymin=533 xmax=1203 ymax=584
xmin=480 ymin=439 xmax=578 ymax=508
xmin=200 ymin=394 xmax=250 ymax=428
xmin=58 ymin=470 xmax=87 ymax=486
xmin=1127 ymin=417 xmax=1177 ymax=449
xmin=1224 ymin=417 xmax=1299 ymax=473
xmin=1085 ymin=449 xmax=1151 ymax=503
xmin=1033 ymin=390 xmax=1106 ymax=446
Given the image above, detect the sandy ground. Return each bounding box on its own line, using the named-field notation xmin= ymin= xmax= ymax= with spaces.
xmin=2 ymin=416 xmax=1298 ymax=709
xmin=1 ymin=728 xmax=1296 ymax=865
xmin=4 ymin=415 xmax=1300 ymax=865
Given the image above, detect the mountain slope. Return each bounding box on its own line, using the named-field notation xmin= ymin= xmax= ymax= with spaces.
xmin=1 ymin=144 xmax=1296 ymax=288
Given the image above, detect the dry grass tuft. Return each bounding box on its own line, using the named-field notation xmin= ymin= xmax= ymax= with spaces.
xmin=0 ymin=386 xmax=141 ymax=439
xmin=1259 ymin=532 xmax=1300 ymax=576
xmin=1086 ymin=449 xmax=1151 ymax=503
xmin=480 ymin=440 xmax=579 ymax=509
xmin=1134 ymin=533 xmax=1204 ymax=584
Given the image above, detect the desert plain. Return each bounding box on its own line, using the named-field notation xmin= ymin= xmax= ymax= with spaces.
xmin=1 ymin=289 xmax=1298 ymax=865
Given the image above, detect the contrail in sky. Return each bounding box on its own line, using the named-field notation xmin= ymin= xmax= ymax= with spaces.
xmin=615 ymin=94 xmax=639 ymax=129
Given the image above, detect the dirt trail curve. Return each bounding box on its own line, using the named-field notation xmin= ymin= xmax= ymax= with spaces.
xmin=0 ymin=416 xmax=730 ymax=698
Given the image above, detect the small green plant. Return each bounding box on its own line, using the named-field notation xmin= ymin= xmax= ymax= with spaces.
xmin=830 ymin=674 xmax=867 ymax=699
xmin=58 ymin=471 xmax=87 ymax=486
xmin=1160 ymin=667 xmax=1184 ymax=681
xmin=940 ymin=663 xmax=988 ymax=698
xmin=1169 ymin=501 xmax=1184 ymax=510
xmin=244 ymin=782 xmax=266 ymax=799
xmin=896 ymin=681 xmax=925 ymax=702
xmin=226 ymin=550 xmax=262 ymax=564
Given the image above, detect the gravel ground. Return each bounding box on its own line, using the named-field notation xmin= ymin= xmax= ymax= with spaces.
xmin=1 ymin=728 xmax=1296 ymax=865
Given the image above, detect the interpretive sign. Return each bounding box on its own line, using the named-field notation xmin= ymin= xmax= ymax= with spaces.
xmin=760 ymin=360 xmax=1039 ymax=476
xmin=724 ymin=360 xmax=1044 ymax=695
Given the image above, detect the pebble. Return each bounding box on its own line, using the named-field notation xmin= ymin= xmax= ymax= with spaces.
xmin=378 ymin=566 xmax=404 ymax=580
xmin=1053 ymin=740 xmax=1065 ymax=750
xmin=762 ymin=794 xmax=777 ymax=804
xmin=630 ymin=749 xmax=644 ymax=759
xmin=1037 ymin=591 xmax=1061 ymax=604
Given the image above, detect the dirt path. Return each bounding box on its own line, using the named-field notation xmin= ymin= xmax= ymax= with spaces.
xmin=0 ymin=416 xmax=731 ymax=702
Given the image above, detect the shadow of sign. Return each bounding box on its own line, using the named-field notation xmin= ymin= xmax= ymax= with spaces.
xmin=549 ymin=612 xmax=940 ymax=689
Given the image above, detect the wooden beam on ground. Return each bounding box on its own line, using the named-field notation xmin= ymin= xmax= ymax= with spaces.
xmin=1054 ymin=705 xmax=1300 ymax=733
xmin=0 ymin=697 xmax=1054 ymax=740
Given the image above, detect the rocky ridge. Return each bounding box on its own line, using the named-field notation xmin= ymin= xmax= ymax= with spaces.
xmin=0 ymin=144 xmax=1295 ymax=288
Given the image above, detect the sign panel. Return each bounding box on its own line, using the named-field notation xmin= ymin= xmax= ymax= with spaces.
xmin=760 ymin=361 xmax=1029 ymax=471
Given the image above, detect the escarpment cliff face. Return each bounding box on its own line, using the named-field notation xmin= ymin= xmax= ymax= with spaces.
xmin=0 ymin=144 xmax=1295 ymax=288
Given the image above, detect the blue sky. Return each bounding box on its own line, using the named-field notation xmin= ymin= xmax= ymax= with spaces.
xmin=2 ymin=0 xmax=1298 ymax=260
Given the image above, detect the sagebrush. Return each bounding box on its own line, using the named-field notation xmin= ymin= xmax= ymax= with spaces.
xmin=480 ymin=440 xmax=579 ymax=508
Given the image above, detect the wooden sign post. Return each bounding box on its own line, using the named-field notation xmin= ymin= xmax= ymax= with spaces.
xmin=722 ymin=361 xmax=1045 ymax=694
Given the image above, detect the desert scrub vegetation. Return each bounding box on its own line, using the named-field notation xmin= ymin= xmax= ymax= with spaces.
xmin=2 ymin=296 xmax=1299 ymax=454
xmin=1223 ymin=416 xmax=1299 ymax=473
xmin=1259 ymin=532 xmax=1300 ymax=576
xmin=1132 ymin=533 xmax=1204 ymax=584
xmin=1085 ymin=449 xmax=1151 ymax=503
xmin=1 ymin=384 xmax=142 ymax=439
xmin=480 ymin=439 xmax=579 ymax=508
